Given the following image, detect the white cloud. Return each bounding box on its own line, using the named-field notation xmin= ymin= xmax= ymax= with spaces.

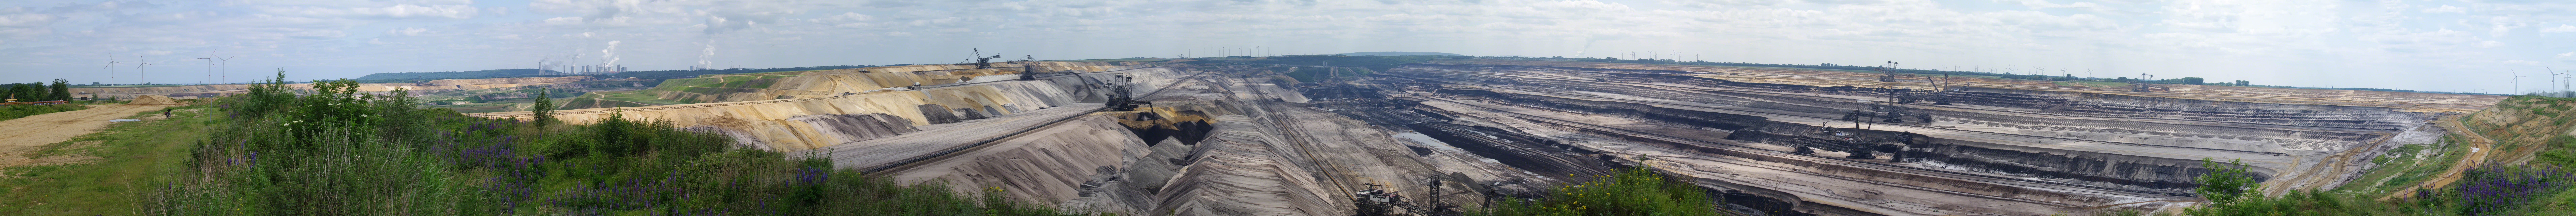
xmin=0 ymin=11 xmax=57 ymax=27
xmin=543 ymin=16 xmax=583 ymax=25
xmin=2543 ymin=24 xmax=2576 ymax=33
xmin=387 ymin=27 xmax=428 ymax=36
xmin=265 ymin=4 xmax=480 ymax=19
xmin=2423 ymin=5 xmax=2464 ymax=13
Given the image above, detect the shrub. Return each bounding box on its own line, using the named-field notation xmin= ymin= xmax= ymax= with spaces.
xmin=1476 ymin=167 xmax=1719 ymax=216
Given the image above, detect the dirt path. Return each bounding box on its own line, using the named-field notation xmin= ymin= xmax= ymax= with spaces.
xmin=0 ymin=104 xmax=176 ymax=167
xmin=2382 ymin=118 xmax=2494 ymax=200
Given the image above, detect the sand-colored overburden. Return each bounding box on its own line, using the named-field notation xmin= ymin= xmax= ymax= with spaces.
xmin=474 ymin=67 xmax=1190 ymax=151
xmin=565 ymin=62 xmax=1150 ymax=107
xmin=71 ymin=76 xmax=601 ymax=99
xmin=126 ymin=95 xmax=181 ymax=105
xmin=0 ymin=104 xmax=176 ymax=167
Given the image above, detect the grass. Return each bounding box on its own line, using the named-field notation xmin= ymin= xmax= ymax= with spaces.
xmin=1472 ymin=167 xmax=1719 ymax=216
xmin=562 ymin=75 xmax=792 ymax=107
xmin=14 ymin=74 xmax=1097 ymax=215
xmin=2178 ymin=95 xmax=2576 ymax=215
xmin=133 ymin=76 xmax=1097 ymax=216
xmin=2340 ymin=137 xmax=2473 ymax=193
xmin=0 ymin=104 xmax=212 ymax=214
xmin=0 ymin=104 xmax=87 ymax=121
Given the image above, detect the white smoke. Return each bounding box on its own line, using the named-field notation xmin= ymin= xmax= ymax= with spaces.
xmin=698 ymin=40 xmax=716 ymax=69
xmin=601 ymin=40 xmax=622 ymax=65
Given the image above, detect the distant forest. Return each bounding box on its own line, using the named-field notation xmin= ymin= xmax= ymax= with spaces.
xmin=1479 ymin=56 xmax=2504 ymax=96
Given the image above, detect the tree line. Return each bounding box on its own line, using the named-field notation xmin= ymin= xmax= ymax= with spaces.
xmin=0 ymin=79 xmax=73 ymax=101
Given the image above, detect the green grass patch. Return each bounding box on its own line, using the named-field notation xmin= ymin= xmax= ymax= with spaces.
xmin=2341 ymin=138 xmax=2471 ymax=193
xmin=0 ymin=104 xmax=213 ymax=215
xmin=1473 ymin=167 xmax=1718 ymax=216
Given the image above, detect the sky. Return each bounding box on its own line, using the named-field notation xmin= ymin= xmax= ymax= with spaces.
xmin=2 ymin=0 xmax=2574 ymax=94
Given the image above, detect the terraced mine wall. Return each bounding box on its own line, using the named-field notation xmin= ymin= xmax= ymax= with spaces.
xmin=562 ymin=62 xmax=1154 ymax=107
xmin=872 ymin=70 xmax=1477 ymax=215
xmin=1432 ymin=59 xmax=2506 ymax=106
xmin=1427 ymin=88 xmax=2243 ymax=192
xmin=1406 ymin=63 xmax=2436 ymax=129
xmin=1405 ymin=100 xmax=2145 ymax=212
xmin=1343 ymin=61 xmax=2507 ymax=214
xmin=1392 ymin=64 xmax=2425 ymax=155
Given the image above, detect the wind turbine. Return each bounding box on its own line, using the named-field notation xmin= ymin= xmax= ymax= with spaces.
xmin=199 ymin=57 xmax=213 ymax=84
xmin=106 ymin=55 xmax=122 ymax=85
xmin=2552 ymin=67 xmax=2569 ymax=97
xmin=136 ymin=55 xmax=152 ymax=85
xmin=215 ymin=55 xmax=233 ymax=84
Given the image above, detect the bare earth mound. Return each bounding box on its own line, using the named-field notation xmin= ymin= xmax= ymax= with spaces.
xmin=127 ymin=95 xmax=182 ymax=105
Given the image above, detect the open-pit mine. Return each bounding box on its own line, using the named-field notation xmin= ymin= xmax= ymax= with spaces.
xmin=91 ymin=58 xmax=2496 ymax=215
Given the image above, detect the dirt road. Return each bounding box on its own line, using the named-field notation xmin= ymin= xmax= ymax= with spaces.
xmin=0 ymin=104 xmax=176 ymax=167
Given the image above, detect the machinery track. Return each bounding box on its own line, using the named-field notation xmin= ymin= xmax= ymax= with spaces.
xmin=861 ymin=67 xmax=1223 ymax=174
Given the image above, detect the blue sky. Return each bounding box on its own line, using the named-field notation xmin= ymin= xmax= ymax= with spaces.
xmin=3 ymin=0 xmax=2573 ymax=94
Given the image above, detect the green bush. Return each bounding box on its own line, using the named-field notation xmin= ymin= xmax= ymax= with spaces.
xmin=1475 ymin=167 xmax=1718 ymax=216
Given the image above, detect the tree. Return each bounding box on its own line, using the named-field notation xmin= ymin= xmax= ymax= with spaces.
xmin=2236 ymin=80 xmax=2249 ymax=86
xmin=6 ymin=83 xmax=37 ymax=101
xmin=532 ymin=88 xmax=556 ymax=127
xmin=48 ymin=79 xmax=70 ymax=101
xmin=2194 ymin=158 xmax=2261 ymax=205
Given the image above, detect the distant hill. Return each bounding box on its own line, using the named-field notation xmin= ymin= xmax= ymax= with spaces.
xmin=1336 ymin=51 xmax=1462 ymax=56
xmin=355 ymin=69 xmax=558 ymax=81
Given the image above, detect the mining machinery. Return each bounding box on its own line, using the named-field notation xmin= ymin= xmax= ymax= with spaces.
xmin=1015 ymin=55 xmax=1080 ymax=81
xmin=959 ymin=49 xmax=1004 ymax=69
xmin=1105 ymin=85 xmax=1152 ymax=111
xmin=1823 ymin=128 xmax=1913 ymax=160
xmin=2129 ymin=73 xmax=2156 ymax=92
xmin=1874 ymin=61 xmax=1902 ymax=82
xmin=1841 ymin=101 xmax=1931 ymax=123
xmin=1350 ymin=181 xmax=1463 ymax=216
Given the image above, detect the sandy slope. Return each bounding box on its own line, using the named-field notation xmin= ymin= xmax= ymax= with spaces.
xmin=0 ymin=104 xmax=176 ymax=167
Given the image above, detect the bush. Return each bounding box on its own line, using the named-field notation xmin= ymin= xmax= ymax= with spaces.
xmin=1475 ymin=167 xmax=1718 ymax=216
xmin=2456 ymin=165 xmax=2575 ymax=215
